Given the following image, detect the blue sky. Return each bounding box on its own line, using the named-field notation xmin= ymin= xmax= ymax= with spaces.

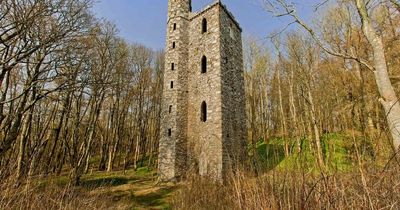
xmin=92 ymin=0 xmax=320 ymax=50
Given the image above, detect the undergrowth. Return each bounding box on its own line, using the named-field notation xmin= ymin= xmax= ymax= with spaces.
xmin=172 ymin=132 xmax=399 ymax=209
xmin=1 ymin=132 xmax=397 ymax=209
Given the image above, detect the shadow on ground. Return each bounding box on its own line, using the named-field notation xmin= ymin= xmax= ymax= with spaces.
xmin=78 ymin=168 xmax=175 ymax=209
xmin=257 ymin=143 xmax=285 ymax=171
xmin=81 ymin=177 xmax=130 ymax=189
xmin=131 ymin=185 xmax=177 ymax=210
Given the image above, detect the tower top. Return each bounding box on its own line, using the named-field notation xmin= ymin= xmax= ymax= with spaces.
xmin=168 ymin=0 xmax=192 ymax=19
xmin=190 ymin=0 xmax=242 ymax=32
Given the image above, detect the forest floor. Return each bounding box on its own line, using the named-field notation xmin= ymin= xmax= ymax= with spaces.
xmin=16 ymin=167 xmax=177 ymax=210
xmin=2 ymin=132 xmax=388 ymax=209
xmin=78 ymin=168 xmax=175 ymax=209
xmin=83 ymin=168 xmax=175 ymax=209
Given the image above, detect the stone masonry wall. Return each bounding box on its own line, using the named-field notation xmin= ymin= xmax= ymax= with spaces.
xmin=158 ymin=0 xmax=190 ymax=181
xmin=187 ymin=5 xmax=223 ymax=179
xmin=219 ymin=7 xmax=247 ymax=177
xmin=159 ymin=0 xmax=246 ymax=181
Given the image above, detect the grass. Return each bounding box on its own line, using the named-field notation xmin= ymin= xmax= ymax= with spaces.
xmin=253 ymin=132 xmax=375 ymax=174
xmin=4 ymin=167 xmax=175 ymax=210
xmin=172 ymin=132 xmax=399 ymax=209
xmin=3 ymin=132 xmax=389 ymax=209
xmin=131 ymin=186 xmax=176 ymax=210
xmin=73 ymin=134 xmax=375 ymax=209
xmin=253 ymin=140 xmax=286 ymax=171
xmin=80 ymin=167 xmax=174 ymax=209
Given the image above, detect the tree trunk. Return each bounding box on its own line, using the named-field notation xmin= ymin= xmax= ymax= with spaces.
xmin=356 ymin=0 xmax=400 ymax=151
xmin=277 ymin=66 xmax=289 ymax=156
xmin=45 ymin=93 xmax=70 ymax=175
xmin=289 ymin=66 xmax=300 ymax=152
xmin=307 ymin=87 xmax=325 ymax=169
xmin=98 ymin=134 xmax=108 ymax=171
xmin=16 ymin=107 xmax=33 ymax=180
xmin=0 ymin=90 xmax=29 ymax=157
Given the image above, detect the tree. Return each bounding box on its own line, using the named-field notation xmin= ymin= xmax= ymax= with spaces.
xmin=263 ymin=0 xmax=400 ymax=152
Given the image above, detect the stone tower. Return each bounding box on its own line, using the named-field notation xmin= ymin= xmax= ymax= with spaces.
xmin=159 ymin=0 xmax=246 ymax=181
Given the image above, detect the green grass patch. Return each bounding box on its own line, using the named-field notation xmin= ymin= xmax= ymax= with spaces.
xmin=254 ymin=141 xmax=285 ymax=171
xmin=322 ymin=133 xmax=353 ymax=172
xmin=131 ymin=186 xmax=176 ymax=210
xmin=135 ymin=166 xmax=155 ymax=177
xmin=253 ymin=133 xmax=370 ymax=174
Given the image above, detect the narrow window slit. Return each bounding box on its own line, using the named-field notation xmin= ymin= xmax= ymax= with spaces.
xmin=201 ymin=56 xmax=207 ymax=73
xmin=202 ymin=18 xmax=207 ymax=33
xmin=201 ymin=101 xmax=207 ymax=122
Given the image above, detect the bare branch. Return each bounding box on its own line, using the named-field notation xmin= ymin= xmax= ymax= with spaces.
xmin=263 ymin=0 xmax=374 ymax=71
xmin=314 ymin=0 xmax=330 ymax=12
xmin=390 ymin=0 xmax=400 ymax=12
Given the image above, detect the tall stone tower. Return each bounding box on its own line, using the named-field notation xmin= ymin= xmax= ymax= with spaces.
xmin=159 ymin=0 xmax=246 ymax=181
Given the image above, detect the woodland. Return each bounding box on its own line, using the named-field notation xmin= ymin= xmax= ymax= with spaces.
xmin=0 ymin=0 xmax=400 ymax=209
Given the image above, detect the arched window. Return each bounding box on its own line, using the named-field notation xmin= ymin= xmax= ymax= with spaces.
xmin=171 ymin=63 xmax=174 ymax=70
xmin=170 ymin=81 xmax=174 ymax=89
xmin=169 ymin=105 xmax=172 ymax=113
xmin=172 ymin=42 xmax=176 ymax=49
xmin=168 ymin=129 xmax=172 ymax=137
xmin=173 ymin=23 xmax=176 ymax=30
xmin=201 ymin=101 xmax=207 ymax=122
xmin=202 ymin=18 xmax=207 ymax=33
xmin=201 ymin=56 xmax=207 ymax=73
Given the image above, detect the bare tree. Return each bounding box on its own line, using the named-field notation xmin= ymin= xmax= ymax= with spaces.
xmin=263 ymin=0 xmax=400 ymax=152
